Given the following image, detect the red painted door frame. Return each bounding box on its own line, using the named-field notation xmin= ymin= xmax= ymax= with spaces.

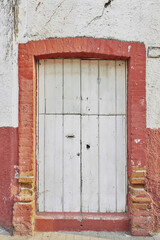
xmin=14 ymin=38 xmax=149 ymax=236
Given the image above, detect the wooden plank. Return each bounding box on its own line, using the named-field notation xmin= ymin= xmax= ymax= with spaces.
xmin=63 ymin=115 xmax=81 ymax=211
xmin=44 ymin=115 xmax=63 ymax=212
xmin=116 ymin=116 xmax=126 ymax=212
xmin=39 ymin=60 xmax=45 ymax=114
xmin=38 ymin=115 xmax=45 ymax=211
xmin=82 ymin=116 xmax=99 ymax=212
xmin=116 ymin=61 xmax=126 ymax=114
xmin=64 ymin=59 xmax=80 ymax=114
xmin=99 ymin=116 xmax=116 ymax=212
xmin=45 ymin=59 xmax=63 ymax=114
xmin=81 ymin=60 xmax=98 ymax=114
xmin=99 ymin=60 xmax=116 ymax=115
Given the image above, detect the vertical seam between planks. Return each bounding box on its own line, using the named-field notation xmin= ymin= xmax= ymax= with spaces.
xmin=62 ymin=59 xmax=64 ymax=212
xmin=115 ymin=61 xmax=117 ymax=212
xmin=53 ymin=60 xmax=55 ymax=211
xmin=37 ymin=60 xmax=39 ymax=211
xmin=125 ymin=61 xmax=127 ymax=211
xmin=98 ymin=60 xmax=100 ymax=212
xmin=44 ymin=60 xmax=46 ymax=211
xmin=80 ymin=60 xmax=82 ymax=212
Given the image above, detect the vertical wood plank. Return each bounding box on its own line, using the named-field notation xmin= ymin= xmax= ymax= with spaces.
xmin=99 ymin=60 xmax=116 ymax=115
xmin=64 ymin=59 xmax=80 ymax=114
xmin=81 ymin=60 xmax=98 ymax=114
xmin=82 ymin=116 xmax=99 ymax=212
xmin=39 ymin=60 xmax=45 ymax=114
xmin=38 ymin=115 xmax=45 ymax=211
xmin=45 ymin=59 xmax=63 ymax=114
xmin=63 ymin=115 xmax=81 ymax=211
xmin=116 ymin=116 xmax=126 ymax=212
xmin=99 ymin=116 xmax=116 ymax=212
xmin=116 ymin=61 xmax=126 ymax=114
xmin=44 ymin=115 xmax=63 ymax=212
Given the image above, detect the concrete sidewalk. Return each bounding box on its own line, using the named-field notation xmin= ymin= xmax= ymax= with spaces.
xmin=0 ymin=227 xmax=160 ymax=240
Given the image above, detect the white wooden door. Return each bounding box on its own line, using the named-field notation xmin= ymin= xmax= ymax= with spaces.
xmin=37 ymin=59 xmax=127 ymax=213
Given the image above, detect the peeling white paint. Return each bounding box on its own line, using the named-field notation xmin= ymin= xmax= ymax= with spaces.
xmin=129 ymin=185 xmax=145 ymax=191
xmin=134 ymin=139 xmax=141 ymax=144
xmin=134 ymin=170 xmax=146 ymax=173
xmin=128 ymin=45 xmax=131 ymax=52
xmin=0 ymin=0 xmax=160 ymax=128
xmin=137 ymin=161 xmax=142 ymax=167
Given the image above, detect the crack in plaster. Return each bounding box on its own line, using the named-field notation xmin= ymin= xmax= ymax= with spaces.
xmin=45 ymin=0 xmax=66 ymax=25
xmin=35 ymin=2 xmax=41 ymax=11
xmin=88 ymin=0 xmax=113 ymax=26
xmin=12 ymin=0 xmax=19 ymax=38
xmin=63 ymin=3 xmax=74 ymax=23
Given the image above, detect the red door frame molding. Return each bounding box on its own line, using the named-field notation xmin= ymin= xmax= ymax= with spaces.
xmin=14 ymin=38 xmax=150 ymax=236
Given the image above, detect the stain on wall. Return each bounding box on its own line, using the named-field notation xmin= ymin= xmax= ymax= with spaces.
xmin=0 ymin=127 xmax=18 ymax=232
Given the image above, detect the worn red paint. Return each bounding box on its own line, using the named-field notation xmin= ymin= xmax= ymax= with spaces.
xmin=0 ymin=127 xmax=18 ymax=232
xmin=35 ymin=213 xmax=129 ymax=232
xmin=146 ymin=128 xmax=160 ymax=232
xmin=15 ymin=38 xmax=146 ymax=235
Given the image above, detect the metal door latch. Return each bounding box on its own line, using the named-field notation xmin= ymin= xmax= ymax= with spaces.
xmin=66 ymin=135 xmax=75 ymax=138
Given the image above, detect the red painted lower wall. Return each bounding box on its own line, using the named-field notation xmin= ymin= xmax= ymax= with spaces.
xmin=0 ymin=127 xmax=18 ymax=232
xmin=146 ymin=128 xmax=160 ymax=232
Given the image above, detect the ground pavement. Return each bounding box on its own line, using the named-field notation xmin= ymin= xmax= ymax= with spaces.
xmin=0 ymin=227 xmax=160 ymax=240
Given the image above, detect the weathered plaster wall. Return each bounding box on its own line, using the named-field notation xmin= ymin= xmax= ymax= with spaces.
xmin=0 ymin=0 xmax=17 ymax=127
xmin=0 ymin=0 xmax=19 ymax=232
xmin=0 ymin=0 xmax=160 ymax=235
xmin=16 ymin=0 xmax=160 ymax=129
xmin=0 ymin=0 xmax=160 ymax=127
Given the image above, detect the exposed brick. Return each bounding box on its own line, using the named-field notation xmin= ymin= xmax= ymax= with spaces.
xmin=129 ymin=177 xmax=145 ymax=185
xmin=130 ymin=202 xmax=150 ymax=211
xmin=131 ymin=228 xmax=152 ymax=236
xmin=131 ymin=216 xmax=152 ymax=231
xmin=13 ymin=201 xmax=35 ymax=236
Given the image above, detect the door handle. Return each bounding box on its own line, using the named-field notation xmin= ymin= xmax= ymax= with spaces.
xmin=66 ymin=135 xmax=75 ymax=138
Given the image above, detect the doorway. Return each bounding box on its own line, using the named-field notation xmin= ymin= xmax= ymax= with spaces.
xmin=37 ymin=59 xmax=127 ymax=213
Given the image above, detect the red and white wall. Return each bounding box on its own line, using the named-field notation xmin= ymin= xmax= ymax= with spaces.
xmin=0 ymin=0 xmax=160 ymax=236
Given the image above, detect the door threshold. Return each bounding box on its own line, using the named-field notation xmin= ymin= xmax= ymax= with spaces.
xmin=35 ymin=212 xmax=129 ymax=232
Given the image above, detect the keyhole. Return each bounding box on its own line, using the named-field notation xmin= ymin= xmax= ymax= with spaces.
xmin=86 ymin=144 xmax=90 ymax=149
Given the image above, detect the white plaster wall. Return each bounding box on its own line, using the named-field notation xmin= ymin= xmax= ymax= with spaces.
xmin=0 ymin=1 xmax=17 ymax=127
xmin=0 ymin=0 xmax=160 ymax=128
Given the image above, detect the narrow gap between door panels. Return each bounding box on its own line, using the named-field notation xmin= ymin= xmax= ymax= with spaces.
xmin=115 ymin=61 xmax=117 ymax=212
xmin=98 ymin=60 xmax=100 ymax=212
xmin=80 ymin=60 xmax=82 ymax=212
xmin=44 ymin=60 xmax=46 ymax=211
xmin=36 ymin=60 xmax=40 ymax=211
xmin=39 ymin=113 xmax=126 ymax=116
xmin=125 ymin=61 xmax=128 ymax=212
xmin=62 ymin=59 xmax=64 ymax=212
